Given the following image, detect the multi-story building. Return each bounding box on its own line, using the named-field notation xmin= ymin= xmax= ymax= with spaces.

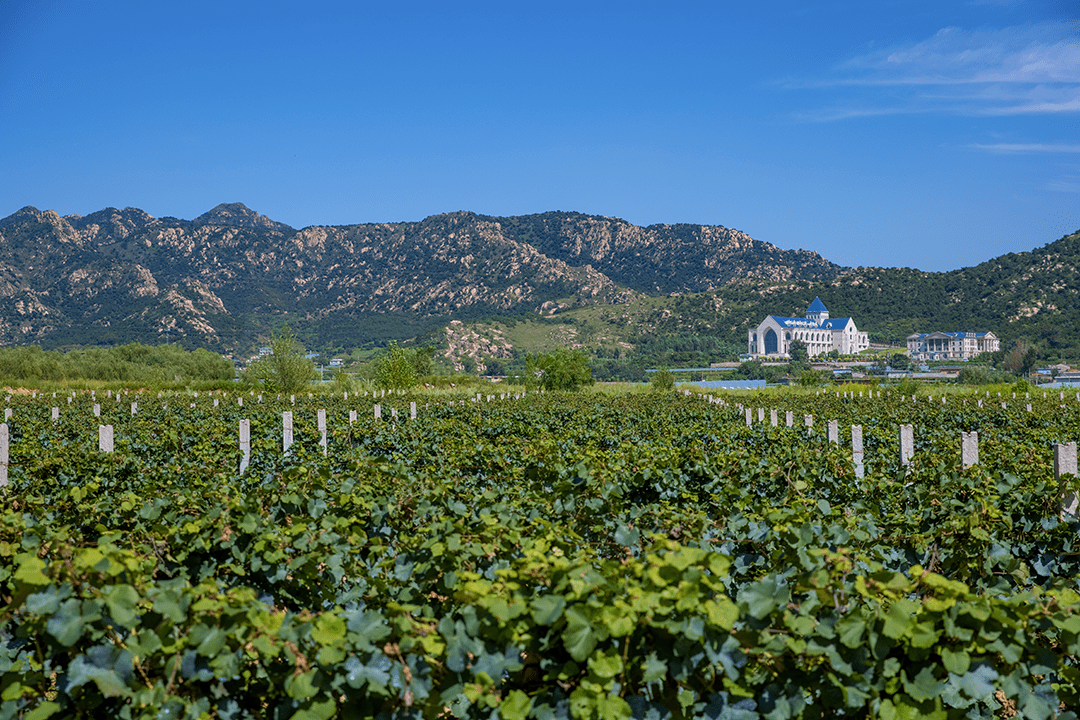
xmin=747 ymin=297 xmax=870 ymax=358
xmin=906 ymin=331 xmax=999 ymax=361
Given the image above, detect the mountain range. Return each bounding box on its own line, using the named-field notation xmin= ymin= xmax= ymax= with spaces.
xmin=0 ymin=202 xmax=1077 ymax=361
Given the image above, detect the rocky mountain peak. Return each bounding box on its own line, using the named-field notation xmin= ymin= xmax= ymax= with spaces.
xmin=195 ymin=202 xmax=294 ymax=234
xmin=0 ymin=206 xmax=47 ymax=229
xmin=67 ymin=206 xmax=158 ymax=242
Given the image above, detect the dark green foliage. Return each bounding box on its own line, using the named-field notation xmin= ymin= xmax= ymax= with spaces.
xmin=242 ymin=325 xmax=317 ymax=393
xmin=650 ymin=367 xmax=674 ymax=392
xmin=1003 ymin=339 xmax=1039 ymax=377
xmin=788 ymin=339 xmax=809 ymax=363
xmin=373 ymin=341 xmax=433 ymax=389
xmin=0 ymin=343 xmax=233 ymax=384
xmin=527 ymin=348 xmax=594 ymax=391
xmin=3 ymin=391 xmax=1080 ymax=717
xmin=958 ymin=364 xmax=1013 ymax=385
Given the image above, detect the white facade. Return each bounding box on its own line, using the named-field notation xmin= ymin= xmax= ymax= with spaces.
xmin=747 ymin=298 xmax=870 ymax=358
xmin=906 ymin=332 xmax=999 ymax=361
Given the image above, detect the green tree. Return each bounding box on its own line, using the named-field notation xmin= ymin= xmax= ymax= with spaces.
xmin=650 ymin=367 xmax=675 ymax=392
xmin=527 ymin=348 xmax=594 ymax=392
xmin=374 ymin=341 xmax=418 ymax=390
xmin=1003 ymin=340 xmax=1038 ymax=378
xmin=333 ymin=365 xmax=353 ymax=390
xmin=788 ymin=340 xmax=809 ymax=364
xmin=245 ymin=325 xmax=317 ymax=393
xmin=958 ymin=365 xmax=1012 ymax=385
xmin=409 ymin=345 xmax=437 ymax=377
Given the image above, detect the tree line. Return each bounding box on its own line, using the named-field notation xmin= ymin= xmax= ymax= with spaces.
xmin=0 ymin=343 xmax=233 ymax=385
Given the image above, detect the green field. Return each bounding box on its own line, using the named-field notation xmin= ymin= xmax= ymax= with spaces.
xmin=2 ymin=387 xmax=1080 ymax=718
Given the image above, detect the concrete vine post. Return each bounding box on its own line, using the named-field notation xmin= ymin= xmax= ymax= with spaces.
xmin=961 ymin=432 xmax=978 ymax=469
xmin=99 ymin=425 xmax=114 ymax=453
xmin=1056 ymin=442 xmax=1078 ymax=517
xmin=318 ymin=409 xmax=327 ymax=457
xmin=0 ymin=422 xmax=8 ymax=486
xmin=239 ymin=419 xmax=250 ymax=474
xmin=899 ymin=424 xmax=914 ymax=467
xmin=852 ymin=425 xmax=864 ymax=480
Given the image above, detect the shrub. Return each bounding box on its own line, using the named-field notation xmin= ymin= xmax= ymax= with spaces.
xmin=527 ymin=348 xmax=594 ymax=392
xmin=650 ymin=367 xmax=675 ymax=392
xmin=374 ymin=341 xmax=419 ymax=390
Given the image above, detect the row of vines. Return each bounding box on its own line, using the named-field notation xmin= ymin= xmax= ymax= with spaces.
xmin=3 ymin=389 xmax=1080 ymax=719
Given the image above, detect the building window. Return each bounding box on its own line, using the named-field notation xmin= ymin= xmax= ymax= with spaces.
xmin=765 ymin=329 xmax=778 ymax=354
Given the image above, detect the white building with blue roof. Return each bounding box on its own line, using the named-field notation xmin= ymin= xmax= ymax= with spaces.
xmin=747 ymin=297 xmax=870 ymax=358
xmin=906 ymin=331 xmax=999 ymax=361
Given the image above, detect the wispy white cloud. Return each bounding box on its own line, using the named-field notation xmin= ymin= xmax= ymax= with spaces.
xmin=1046 ymin=179 xmax=1080 ymax=192
xmin=793 ymin=21 xmax=1080 ymax=119
xmin=969 ymin=143 xmax=1080 ymax=153
xmin=843 ymin=24 xmax=1079 ymax=85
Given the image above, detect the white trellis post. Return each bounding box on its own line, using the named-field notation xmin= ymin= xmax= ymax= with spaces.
xmin=745 ymin=408 xmax=752 ymax=427
xmin=827 ymin=420 xmax=838 ymax=445
xmin=852 ymin=425 xmax=864 ymax=480
xmin=99 ymin=425 xmax=114 ymax=453
xmin=770 ymin=409 xmax=777 ymax=427
xmin=804 ymin=414 xmax=813 ymax=428
xmin=410 ymin=402 xmax=417 ymax=420
xmin=318 ymin=409 xmax=327 ymax=456
xmin=961 ymin=431 xmax=978 ymax=469
xmin=899 ymin=424 xmax=914 ymax=466
xmin=0 ymin=422 xmax=8 ymax=486
xmin=1056 ymin=443 xmax=1078 ymax=517
xmin=239 ymin=419 xmax=250 ymax=474
xmin=283 ymin=411 xmax=293 ymax=454
xmin=786 ymin=411 xmax=793 ymax=427
xmin=374 ymin=404 xmax=382 ymax=420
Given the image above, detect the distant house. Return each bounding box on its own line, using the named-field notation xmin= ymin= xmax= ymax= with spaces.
xmin=906 ymin=332 xmax=999 ymax=361
xmin=747 ymin=297 xmax=870 ymax=358
xmin=329 ymin=358 xmax=344 ymax=368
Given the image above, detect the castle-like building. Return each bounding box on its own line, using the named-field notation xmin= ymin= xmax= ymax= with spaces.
xmin=906 ymin=332 xmax=999 ymax=361
xmin=748 ymin=297 xmax=870 ymax=358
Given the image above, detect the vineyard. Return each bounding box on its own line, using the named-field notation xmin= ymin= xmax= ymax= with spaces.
xmin=3 ymin=387 xmax=1080 ymax=719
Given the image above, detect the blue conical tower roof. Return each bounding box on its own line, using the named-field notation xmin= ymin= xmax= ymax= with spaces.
xmin=807 ymin=297 xmax=828 ymax=313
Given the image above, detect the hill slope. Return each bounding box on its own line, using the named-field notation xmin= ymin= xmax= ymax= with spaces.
xmin=0 ymin=204 xmax=839 ymax=352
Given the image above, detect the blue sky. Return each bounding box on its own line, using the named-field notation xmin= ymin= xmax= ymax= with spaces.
xmin=2 ymin=0 xmax=1077 ymax=272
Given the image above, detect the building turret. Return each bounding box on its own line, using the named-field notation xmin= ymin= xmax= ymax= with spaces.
xmin=806 ymin=297 xmax=829 ymax=323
